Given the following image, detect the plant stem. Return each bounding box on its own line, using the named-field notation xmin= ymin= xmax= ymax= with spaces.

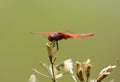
xmin=86 ymin=77 xmax=88 ymax=82
xmin=51 ymin=62 xmax=56 ymax=82
xmin=33 ymin=69 xmax=51 ymax=79
xmin=46 ymin=42 xmax=57 ymax=82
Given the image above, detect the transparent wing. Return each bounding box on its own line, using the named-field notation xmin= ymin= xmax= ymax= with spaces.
xmin=30 ymin=32 xmax=57 ymax=36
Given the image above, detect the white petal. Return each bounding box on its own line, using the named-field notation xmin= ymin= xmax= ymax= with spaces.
xmin=29 ymin=74 xmax=36 ymax=82
xmin=86 ymin=59 xmax=90 ymax=64
xmin=64 ymin=59 xmax=73 ymax=70
xmin=55 ymin=73 xmax=63 ymax=79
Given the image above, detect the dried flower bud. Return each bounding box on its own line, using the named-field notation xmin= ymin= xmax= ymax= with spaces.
xmin=76 ymin=61 xmax=81 ymax=69
xmin=46 ymin=43 xmax=52 ymax=56
xmin=46 ymin=43 xmax=53 ymax=63
xmin=54 ymin=66 xmax=61 ymax=75
xmin=99 ymin=65 xmax=116 ymax=75
xmin=83 ymin=59 xmax=92 ymax=78
xmin=96 ymin=65 xmax=116 ymax=82
xmin=75 ymin=61 xmax=85 ymax=82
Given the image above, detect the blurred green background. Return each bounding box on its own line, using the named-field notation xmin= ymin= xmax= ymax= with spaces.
xmin=0 ymin=0 xmax=120 ymax=82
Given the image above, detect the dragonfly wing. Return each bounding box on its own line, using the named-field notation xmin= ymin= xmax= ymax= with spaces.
xmin=30 ymin=30 xmax=71 ymax=36
xmin=60 ymin=30 xmax=72 ymax=34
xmin=30 ymin=32 xmax=56 ymax=36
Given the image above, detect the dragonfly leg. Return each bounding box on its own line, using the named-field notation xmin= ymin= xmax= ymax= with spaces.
xmin=55 ymin=41 xmax=59 ymax=51
xmin=49 ymin=41 xmax=55 ymax=48
xmin=52 ymin=41 xmax=55 ymax=47
xmin=49 ymin=41 xmax=59 ymax=51
xmin=52 ymin=41 xmax=59 ymax=56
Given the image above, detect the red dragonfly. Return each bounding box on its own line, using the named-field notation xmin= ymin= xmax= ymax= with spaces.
xmin=30 ymin=31 xmax=94 ymax=50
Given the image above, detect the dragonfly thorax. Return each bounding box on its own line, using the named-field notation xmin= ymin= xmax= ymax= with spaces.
xmin=48 ymin=35 xmax=54 ymax=42
xmin=48 ymin=32 xmax=66 ymax=42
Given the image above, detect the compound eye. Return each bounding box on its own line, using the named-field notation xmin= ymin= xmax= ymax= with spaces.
xmin=48 ymin=35 xmax=53 ymax=41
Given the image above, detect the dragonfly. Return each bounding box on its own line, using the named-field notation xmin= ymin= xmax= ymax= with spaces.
xmin=30 ymin=31 xmax=94 ymax=50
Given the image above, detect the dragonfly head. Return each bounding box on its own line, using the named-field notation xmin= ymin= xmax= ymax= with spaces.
xmin=48 ymin=35 xmax=54 ymax=42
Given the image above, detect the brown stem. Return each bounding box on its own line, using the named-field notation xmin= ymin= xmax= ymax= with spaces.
xmin=51 ymin=62 xmax=56 ymax=82
xmin=86 ymin=77 xmax=88 ymax=82
xmin=47 ymin=43 xmax=57 ymax=82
